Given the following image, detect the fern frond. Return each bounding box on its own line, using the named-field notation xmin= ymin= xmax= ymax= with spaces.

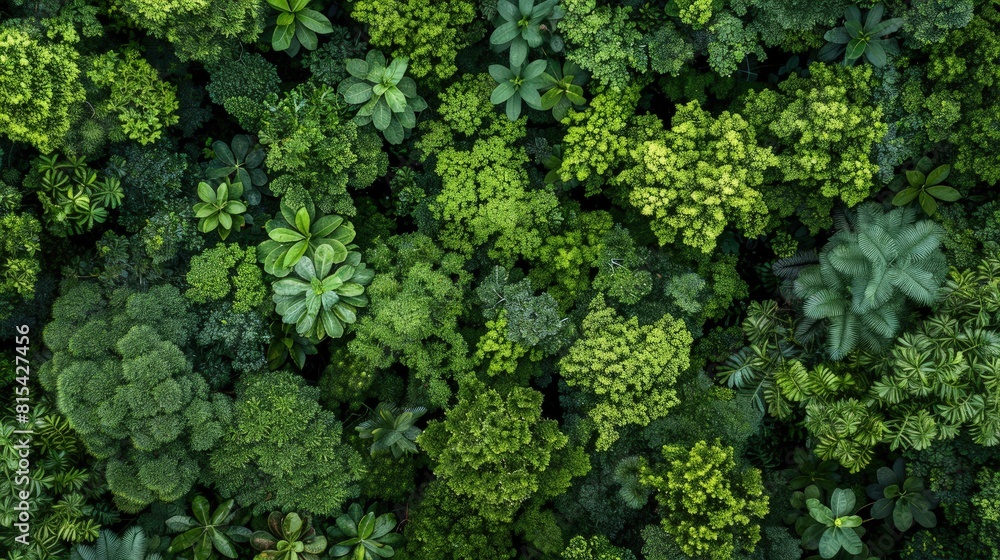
xmin=888 ymin=265 xmax=938 ymax=304
xmin=773 ymin=250 xmax=818 ymax=280
xmin=894 ymin=220 xmax=944 ymax=261
xmin=827 ymin=313 xmax=859 ymax=360
xmin=803 ymin=289 xmax=847 ymax=319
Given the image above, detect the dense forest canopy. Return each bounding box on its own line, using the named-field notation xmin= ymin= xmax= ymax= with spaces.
xmin=1 ymin=0 xmax=999 ymax=559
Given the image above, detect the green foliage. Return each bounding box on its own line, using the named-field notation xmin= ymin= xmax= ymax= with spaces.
xmin=430 ymin=134 xmax=559 ymax=264
xmin=556 ymin=84 xmax=640 ymax=195
xmin=259 ymin=81 xmax=387 ymax=215
xmin=639 ymin=439 xmax=769 ymax=560
xmin=861 ymin=255 xmax=1000 ymax=450
xmin=185 ymin=244 xmax=266 ymax=312
xmin=85 ymin=48 xmax=180 ymax=145
xmin=561 ymin=534 xmax=637 ymax=560
xmin=617 ymin=100 xmax=776 ymax=253
xmin=272 ymin=244 xmax=374 ymax=341
xmin=266 ymin=0 xmax=334 ymax=56
xmin=339 ymin=50 xmax=428 ymax=144
xmin=165 ymin=496 xmax=251 ymax=560
xmin=39 ymin=283 xmax=227 ymax=512
xmin=70 ymin=527 xmax=162 ymax=560
xmin=891 ymin=162 xmax=959 ymax=216
xmin=355 ymin=402 xmax=427 ymax=458
xmin=803 ymin=399 xmax=885 ymax=472
xmin=112 ymin=0 xmax=265 ymax=63
xmin=791 ymin=203 xmax=947 ymax=359
xmin=540 ymin=59 xmax=589 ymax=121
xmin=29 ymin=154 xmax=123 ymax=237
xmin=205 ymin=53 xmax=281 ymax=132
xmin=0 ymin=409 xmax=113 ymax=559
xmin=803 ymin=488 xmax=865 ymax=558
xmin=193 ymin=180 xmax=246 ymax=241
xmin=267 ymin=320 xmax=318 ymax=370
xmin=418 ymin=376 xmax=590 ymax=522
xmin=742 ymin=62 xmax=887 ymax=229
xmin=0 ymin=25 xmax=84 ymax=153
xmin=819 ymin=4 xmax=903 ymax=67
xmin=866 ymin=458 xmax=937 ymax=532
xmin=348 ymin=233 xmax=472 ymax=408
xmin=327 ymin=503 xmax=404 ymax=560
xmin=476 ymin=266 xmax=572 ymax=355
xmin=250 ymin=512 xmax=327 ymax=560
xmin=559 ymin=295 xmax=692 ymax=450
xmin=903 ymin=0 xmax=973 ymax=45
xmin=491 ymin=0 xmax=562 ymax=66
xmin=205 ymin=135 xmax=268 ymax=206
xmin=404 ymin=482 xmax=516 ymax=560
xmin=0 ymin=189 xmax=42 ymax=300
xmin=209 ymin=370 xmax=363 ymax=516
xmin=489 ymin=59 xmax=548 ymax=121
xmin=558 ymin=0 xmax=647 ymax=90
xmin=910 ymin=1 xmax=1000 ymax=186
xmin=258 ymin=199 xmax=358 ymax=278
xmin=350 ymin=0 xmax=478 ymax=80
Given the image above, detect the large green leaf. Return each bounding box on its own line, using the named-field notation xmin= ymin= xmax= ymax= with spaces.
xmin=892 ymin=187 xmax=919 ymax=206
xmin=341 ymin=81 xmax=373 ymax=105
xmin=806 ymin=498 xmax=835 ymax=525
xmin=491 ymin=21 xmax=521 ymax=45
xmin=865 ymin=40 xmax=887 ymax=67
xmin=926 ymin=185 xmax=960 ymax=202
xmin=270 ymin=228 xmax=305 ymax=243
xmin=818 ymin=529 xmax=841 ymax=558
xmin=346 ymin=58 xmax=369 ymax=79
xmin=491 ymin=81 xmax=517 ymax=104
xmin=372 ymin=99 xmax=392 ymax=131
xmin=296 ymin=8 xmax=333 ymax=33
xmin=925 ymin=164 xmax=950 ymax=186
xmin=845 ymin=37 xmax=867 ymax=61
xmin=295 ymin=24 xmax=318 ymax=51
xmin=272 ymin=24 xmax=295 ymax=52
xmin=829 ymin=488 xmax=856 ymax=518
xmin=169 ymin=528 xmax=205 ymax=553
xmin=835 ymin=526 xmax=863 ymax=555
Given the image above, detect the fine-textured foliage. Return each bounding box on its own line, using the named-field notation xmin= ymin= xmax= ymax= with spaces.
xmin=639 ymin=439 xmax=769 ymax=560
xmin=559 ymin=296 xmax=692 ymax=450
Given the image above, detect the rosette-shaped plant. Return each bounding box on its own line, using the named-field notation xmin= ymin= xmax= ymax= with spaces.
xmin=206 ymin=135 xmax=268 ymax=206
xmin=338 ymin=50 xmax=428 ymax=144
xmin=250 ymin=512 xmax=327 ymax=560
xmin=327 ymin=503 xmax=403 ymax=560
xmin=272 ymin=244 xmax=374 ymax=341
xmin=194 ymin=180 xmax=246 ymax=241
xmin=258 ymin=199 xmax=357 ymax=277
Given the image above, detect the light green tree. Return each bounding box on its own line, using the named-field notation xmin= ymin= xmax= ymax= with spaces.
xmin=639 ymin=439 xmax=769 ymax=560
xmin=742 ymin=62 xmax=887 ymax=230
xmin=559 ymin=296 xmax=692 ymax=450
xmin=418 ymin=377 xmax=590 ymax=523
xmin=617 ymin=100 xmax=777 ymax=253
xmin=0 ymin=26 xmax=85 ymax=153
